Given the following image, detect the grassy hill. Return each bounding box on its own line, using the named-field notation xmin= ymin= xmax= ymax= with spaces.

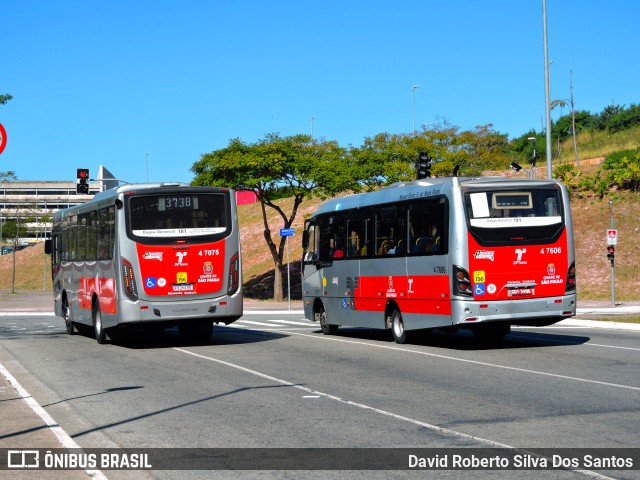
xmin=555 ymin=124 xmax=640 ymax=164
xmin=1 ymin=187 xmax=638 ymax=302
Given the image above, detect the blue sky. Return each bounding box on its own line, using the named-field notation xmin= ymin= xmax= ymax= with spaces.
xmin=1 ymin=1 xmax=638 ymax=184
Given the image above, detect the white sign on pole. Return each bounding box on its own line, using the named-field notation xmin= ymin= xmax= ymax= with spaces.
xmin=607 ymin=229 xmax=618 ymax=246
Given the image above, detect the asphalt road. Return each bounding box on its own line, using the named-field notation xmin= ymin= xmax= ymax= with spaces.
xmin=0 ymin=310 xmax=639 ymax=480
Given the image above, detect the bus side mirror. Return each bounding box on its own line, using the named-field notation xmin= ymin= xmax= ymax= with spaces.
xmin=44 ymin=239 xmax=52 ymax=255
xmin=302 ymin=230 xmax=309 ymax=250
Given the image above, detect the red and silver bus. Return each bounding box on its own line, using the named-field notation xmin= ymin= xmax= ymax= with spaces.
xmin=301 ymin=176 xmax=576 ymax=343
xmin=46 ymin=183 xmax=242 ymax=343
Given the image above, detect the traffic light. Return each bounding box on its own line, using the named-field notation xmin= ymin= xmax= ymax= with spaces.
xmin=416 ymin=152 xmax=431 ymax=179
xmin=607 ymin=245 xmax=615 ymax=261
xmin=76 ymin=168 xmax=90 ymax=194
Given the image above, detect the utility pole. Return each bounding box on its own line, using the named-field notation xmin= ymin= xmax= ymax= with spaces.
xmin=570 ymin=70 xmax=579 ymax=166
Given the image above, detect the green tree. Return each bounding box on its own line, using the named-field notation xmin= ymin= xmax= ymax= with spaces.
xmin=351 ymin=122 xmax=510 ymax=184
xmin=348 ymin=132 xmax=417 ymax=191
xmin=0 ymin=94 xmax=13 ymax=105
xmin=191 ymin=133 xmax=353 ymax=301
xmin=455 ymin=124 xmax=510 ymax=176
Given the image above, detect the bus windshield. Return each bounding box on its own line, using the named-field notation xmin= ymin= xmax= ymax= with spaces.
xmin=128 ymin=193 xmax=229 ymax=240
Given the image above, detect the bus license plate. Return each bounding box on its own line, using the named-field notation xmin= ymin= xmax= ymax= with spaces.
xmin=508 ymin=288 xmax=534 ymax=297
xmin=172 ymin=284 xmax=194 ymax=292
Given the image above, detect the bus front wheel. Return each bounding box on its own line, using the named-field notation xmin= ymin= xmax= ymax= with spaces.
xmin=62 ymin=296 xmax=75 ymax=335
xmin=391 ymin=309 xmax=407 ymax=344
xmin=317 ymin=306 xmax=338 ymax=335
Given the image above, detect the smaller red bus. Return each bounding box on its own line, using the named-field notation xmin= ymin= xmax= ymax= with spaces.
xmin=302 ymin=176 xmax=576 ymax=343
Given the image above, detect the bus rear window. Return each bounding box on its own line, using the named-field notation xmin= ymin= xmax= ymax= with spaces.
xmin=128 ymin=193 xmax=229 ymax=240
xmin=464 ymin=188 xmax=564 ymax=244
xmin=466 ymin=189 xmax=562 ymax=227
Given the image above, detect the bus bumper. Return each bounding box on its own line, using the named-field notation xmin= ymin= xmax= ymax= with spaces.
xmin=115 ymin=293 xmax=243 ymax=327
xmin=452 ymin=294 xmax=577 ymax=327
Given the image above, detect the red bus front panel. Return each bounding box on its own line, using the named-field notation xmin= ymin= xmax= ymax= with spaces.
xmin=136 ymin=241 xmax=226 ymax=296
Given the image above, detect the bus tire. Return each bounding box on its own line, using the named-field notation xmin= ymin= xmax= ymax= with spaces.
xmin=93 ymin=302 xmax=108 ymax=344
xmin=317 ymin=305 xmax=338 ymax=335
xmin=391 ymin=309 xmax=407 ymax=344
xmin=62 ymin=296 xmax=75 ymax=335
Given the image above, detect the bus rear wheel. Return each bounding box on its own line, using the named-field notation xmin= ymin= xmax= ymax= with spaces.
xmin=93 ymin=303 xmax=108 ymax=344
xmin=391 ymin=309 xmax=407 ymax=344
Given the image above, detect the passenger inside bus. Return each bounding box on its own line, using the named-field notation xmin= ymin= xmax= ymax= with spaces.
xmin=330 ymin=238 xmax=344 ymax=258
xmin=391 ymin=239 xmax=405 ymax=255
xmin=348 ymin=232 xmax=360 ymax=257
xmin=412 ymin=224 xmax=441 ymax=253
xmin=428 ymin=225 xmax=441 ymax=252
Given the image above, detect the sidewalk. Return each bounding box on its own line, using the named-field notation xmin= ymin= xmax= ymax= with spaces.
xmin=0 ymin=290 xmax=638 ymax=478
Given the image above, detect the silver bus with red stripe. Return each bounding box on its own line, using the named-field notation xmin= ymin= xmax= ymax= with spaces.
xmin=47 ymin=183 xmax=242 ymax=344
xmin=301 ymin=176 xmax=576 ymax=343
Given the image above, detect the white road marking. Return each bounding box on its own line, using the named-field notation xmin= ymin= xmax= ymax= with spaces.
xmin=271 ymin=319 xmax=315 ymax=326
xmin=235 ymin=320 xmax=283 ymax=327
xmin=0 ymin=362 xmax=108 ymax=480
xmin=273 ymin=331 xmax=640 ymax=392
xmin=174 ymin=347 xmax=615 ymax=479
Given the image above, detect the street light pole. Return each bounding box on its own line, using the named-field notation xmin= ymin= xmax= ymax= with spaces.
xmin=411 ymin=84 xmax=420 ymax=133
xmin=542 ymin=0 xmax=553 ymax=179
xmin=310 ymin=116 xmax=317 ymax=137
xmin=145 ymin=152 xmax=151 ymax=182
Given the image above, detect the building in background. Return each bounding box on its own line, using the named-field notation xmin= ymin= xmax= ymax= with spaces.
xmin=0 ymin=180 xmax=100 ymax=243
xmin=0 ymin=166 xmax=258 ymax=246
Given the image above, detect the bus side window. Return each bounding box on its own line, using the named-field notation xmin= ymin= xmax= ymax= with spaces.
xmin=408 ymin=199 xmax=446 ymax=255
xmin=303 ymin=224 xmax=318 ymax=262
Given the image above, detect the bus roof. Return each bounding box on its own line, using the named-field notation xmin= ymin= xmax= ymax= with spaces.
xmin=311 ymin=176 xmax=565 ymax=216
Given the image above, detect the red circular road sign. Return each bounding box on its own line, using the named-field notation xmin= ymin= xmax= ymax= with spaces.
xmin=0 ymin=122 xmax=7 ymax=155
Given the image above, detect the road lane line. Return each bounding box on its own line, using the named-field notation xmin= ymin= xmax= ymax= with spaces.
xmin=0 ymin=361 xmax=108 ymax=480
xmin=174 ymin=347 xmax=514 ymax=447
xmin=271 ymin=320 xmax=316 ymax=326
xmin=0 ymin=312 xmax=56 ymax=316
xmin=273 ymin=331 xmax=640 ymax=392
xmin=234 ymin=320 xmax=278 ymax=327
xmin=513 ymin=333 xmax=640 ymax=352
xmin=174 ymin=347 xmax=614 ymax=479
